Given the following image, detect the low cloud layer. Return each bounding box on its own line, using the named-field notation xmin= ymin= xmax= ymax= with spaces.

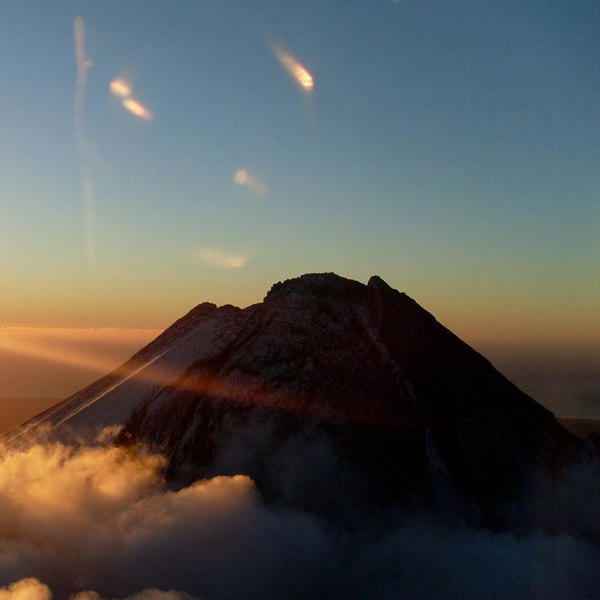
xmin=0 ymin=437 xmax=333 ymax=599
xmin=0 ymin=578 xmax=192 ymax=600
xmin=0 ymin=435 xmax=598 ymax=599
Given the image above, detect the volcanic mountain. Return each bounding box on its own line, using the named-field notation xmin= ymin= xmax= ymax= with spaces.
xmin=6 ymin=273 xmax=592 ymax=530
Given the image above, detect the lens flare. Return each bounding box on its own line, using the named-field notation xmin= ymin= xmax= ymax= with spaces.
xmin=233 ymin=168 xmax=268 ymax=197
xmin=122 ymin=98 xmax=154 ymax=121
xmin=271 ymin=45 xmax=314 ymax=91
xmin=73 ymin=17 xmax=96 ymax=266
xmin=196 ymin=246 xmax=248 ymax=269
xmin=233 ymin=169 xmax=248 ymax=185
xmin=109 ymin=78 xmax=132 ymax=98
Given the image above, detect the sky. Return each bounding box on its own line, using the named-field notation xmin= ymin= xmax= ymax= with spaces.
xmin=0 ymin=1 xmax=598 ymax=410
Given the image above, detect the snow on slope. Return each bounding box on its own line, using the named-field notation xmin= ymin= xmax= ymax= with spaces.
xmin=4 ymin=302 xmax=249 ymax=446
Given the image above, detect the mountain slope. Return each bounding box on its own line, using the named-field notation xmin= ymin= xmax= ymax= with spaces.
xmin=6 ymin=273 xmax=590 ymax=528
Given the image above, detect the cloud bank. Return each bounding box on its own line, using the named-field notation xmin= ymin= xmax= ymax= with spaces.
xmin=0 ymin=435 xmax=598 ymax=599
xmin=0 ymin=578 xmax=192 ymax=600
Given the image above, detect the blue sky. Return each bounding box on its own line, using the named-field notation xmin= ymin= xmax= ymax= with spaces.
xmin=0 ymin=0 xmax=598 ymax=343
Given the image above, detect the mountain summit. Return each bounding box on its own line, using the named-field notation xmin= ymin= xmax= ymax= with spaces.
xmin=8 ymin=273 xmax=589 ymax=528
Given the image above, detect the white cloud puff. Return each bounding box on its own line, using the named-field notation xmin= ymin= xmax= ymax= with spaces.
xmin=0 ymin=579 xmax=192 ymax=600
xmin=0 ymin=578 xmax=52 ymax=600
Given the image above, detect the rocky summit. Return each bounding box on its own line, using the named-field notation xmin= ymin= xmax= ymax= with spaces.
xmin=8 ymin=273 xmax=592 ymax=530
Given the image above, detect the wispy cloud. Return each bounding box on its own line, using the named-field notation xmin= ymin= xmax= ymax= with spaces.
xmin=196 ymin=247 xmax=248 ymax=269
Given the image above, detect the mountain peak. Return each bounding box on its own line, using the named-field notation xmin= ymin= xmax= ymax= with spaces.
xmin=264 ymin=272 xmax=367 ymax=302
xmin=9 ymin=271 xmax=586 ymax=529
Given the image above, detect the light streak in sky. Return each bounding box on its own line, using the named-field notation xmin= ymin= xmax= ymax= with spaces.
xmin=233 ymin=168 xmax=268 ymax=197
xmin=271 ymin=44 xmax=314 ymax=91
xmin=73 ymin=17 xmax=87 ymax=134
xmin=73 ymin=17 xmax=96 ymax=267
xmin=197 ymin=246 xmax=248 ymax=269
xmin=0 ymin=327 xmax=161 ymax=380
xmin=109 ymin=78 xmax=132 ymax=98
xmin=122 ymin=97 xmax=155 ymax=121
xmin=0 ymin=334 xmax=121 ymax=375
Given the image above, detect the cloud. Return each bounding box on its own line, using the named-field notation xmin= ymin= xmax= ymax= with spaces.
xmin=71 ymin=587 xmax=195 ymax=600
xmin=0 ymin=434 xmax=598 ymax=599
xmin=196 ymin=247 xmax=248 ymax=269
xmin=0 ymin=579 xmax=193 ymax=600
xmin=0 ymin=437 xmax=334 ymax=599
xmin=0 ymin=579 xmax=51 ymax=600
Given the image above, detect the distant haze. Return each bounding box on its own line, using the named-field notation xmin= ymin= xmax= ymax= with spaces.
xmin=0 ymin=327 xmax=160 ymax=431
xmin=474 ymin=340 xmax=600 ymax=420
xmin=0 ymin=325 xmax=597 ymax=427
xmin=0 ymin=398 xmax=59 ymax=434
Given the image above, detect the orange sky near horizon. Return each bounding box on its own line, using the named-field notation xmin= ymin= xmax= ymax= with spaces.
xmin=0 ymin=268 xmax=598 ymax=401
xmin=0 ymin=326 xmax=161 ymax=399
xmin=0 ymin=310 xmax=597 ymax=423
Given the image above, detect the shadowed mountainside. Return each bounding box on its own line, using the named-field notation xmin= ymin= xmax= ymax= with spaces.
xmin=7 ymin=273 xmax=593 ymax=532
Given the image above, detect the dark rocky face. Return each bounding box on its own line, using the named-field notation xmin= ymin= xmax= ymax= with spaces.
xmin=113 ymin=274 xmax=587 ymax=528
xmin=9 ymin=273 xmax=592 ymax=532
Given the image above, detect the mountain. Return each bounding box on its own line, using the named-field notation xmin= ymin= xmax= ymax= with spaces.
xmin=6 ymin=273 xmax=592 ymax=531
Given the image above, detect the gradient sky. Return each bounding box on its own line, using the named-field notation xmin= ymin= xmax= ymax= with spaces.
xmin=1 ymin=2 xmax=598 ymax=377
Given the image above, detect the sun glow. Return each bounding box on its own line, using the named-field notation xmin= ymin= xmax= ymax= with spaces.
xmin=0 ymin=327 xmax=160 ymax=375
